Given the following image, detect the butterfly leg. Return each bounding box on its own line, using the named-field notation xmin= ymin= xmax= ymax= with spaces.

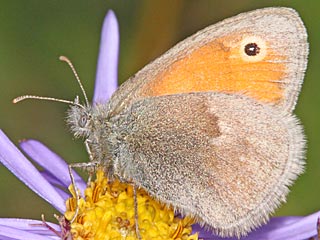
xmin=68 ymin=163 xmax=80 ymax=223
xmin=85 ymin=139 xmax=93 ymax=161
xmin=84 ymin=139 xmax=96 ymax=184
xmin=133 ymin=184 xmax=142 ymax=240
xmin=84 ymin=139 xmax=103 ymax=185
xmin=67 ymin=161 xmax=99 ymax=222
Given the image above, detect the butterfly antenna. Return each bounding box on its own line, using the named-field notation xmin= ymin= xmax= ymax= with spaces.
xmin=59 ymin=56 xmax=89 ymax=106
xmin=13 ymin=95 xmax=85 ymax=109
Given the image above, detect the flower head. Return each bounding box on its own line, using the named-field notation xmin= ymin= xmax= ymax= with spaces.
xmin=66 ymin=169 xmax=197 ymax=239
xmin=0 ymin=9 xmax=319 ymax=240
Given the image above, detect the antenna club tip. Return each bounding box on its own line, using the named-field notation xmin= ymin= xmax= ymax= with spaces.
xmin=12 ymin=97 xmax=20 ymax=104
xmin=59 ymin=56 xmax=68 ymax=62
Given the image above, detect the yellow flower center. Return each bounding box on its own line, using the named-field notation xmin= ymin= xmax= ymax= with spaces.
xmin=64 ymin=169 xmax=198 ymax=240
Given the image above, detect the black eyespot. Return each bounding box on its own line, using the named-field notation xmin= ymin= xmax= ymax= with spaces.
xmin=78 ymin=115 xmax=88 ymax=128
xmin=244 ymin=43 xmax=260 ymax=56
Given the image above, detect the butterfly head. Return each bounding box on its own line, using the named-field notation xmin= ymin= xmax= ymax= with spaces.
xmin=66 ymin=96 xmax=93 ymax=139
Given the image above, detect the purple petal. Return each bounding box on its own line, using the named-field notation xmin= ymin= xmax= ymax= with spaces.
xmin=20 ymin=139 xmax=86 ymax=195
xmin=40 ymin=172 xmax=71 ymax=199
xmin=195 ymin=212 xmax=319 ymax=240
xmin=40 ymin=171 xmax=65 ymax=187
xmin=246 ymin=214 xmax=318 ymax=240
xmin=0 ymin=130 xmax=66 ymax=213
xmin=0 ymin=218 xmax=60 ymax=235
xmin=0 ymin=225 xmax=56 ymax=240
xmin=93 ymin=10 xmax=119 ymax=104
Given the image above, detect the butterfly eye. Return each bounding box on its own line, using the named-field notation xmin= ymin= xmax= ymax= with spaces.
xmin=78 ymin=115 xmax=88 ymax=128
xmin=240 ymin=36 xmax=266 ymax=62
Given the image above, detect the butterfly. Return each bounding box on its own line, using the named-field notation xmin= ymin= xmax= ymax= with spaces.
xmin=14 ymin=7 xmax=308 ymax=237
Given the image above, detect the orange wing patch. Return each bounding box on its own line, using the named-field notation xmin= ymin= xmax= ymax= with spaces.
xmin=141 ymin=34 xmax=286 ymax=104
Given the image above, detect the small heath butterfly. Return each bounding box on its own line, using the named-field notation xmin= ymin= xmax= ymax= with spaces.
xmin=15 ymin=7 xmax=308 ymax=237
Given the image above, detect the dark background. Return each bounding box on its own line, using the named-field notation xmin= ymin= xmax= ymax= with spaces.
xmin=0 ymin=1 xmax=319 ymax=224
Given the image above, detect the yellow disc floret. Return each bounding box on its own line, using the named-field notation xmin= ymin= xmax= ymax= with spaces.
xmin=64 ymin=169 xmax=198 ymax=240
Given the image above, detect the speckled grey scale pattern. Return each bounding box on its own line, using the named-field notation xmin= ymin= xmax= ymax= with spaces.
xmin=106 ymin=92 xmax=305 ymax=237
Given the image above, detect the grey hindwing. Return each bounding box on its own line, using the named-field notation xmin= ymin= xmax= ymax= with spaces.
xmin=110 ymin=91 xmax=305 ymax=237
